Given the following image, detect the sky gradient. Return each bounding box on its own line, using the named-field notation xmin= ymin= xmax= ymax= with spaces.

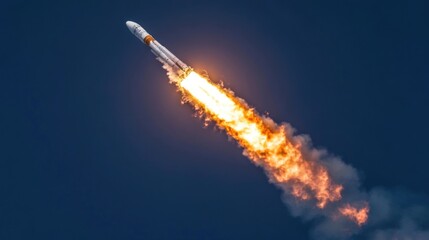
xmin=2 ymin=1 xmax=429 ymax=239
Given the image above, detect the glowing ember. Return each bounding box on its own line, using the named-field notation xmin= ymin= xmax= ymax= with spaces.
xmin=339 ymin=204 xmax=370 ymax=226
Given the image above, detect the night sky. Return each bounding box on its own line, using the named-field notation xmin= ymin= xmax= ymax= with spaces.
xmin=2 ymin=1 xmax=429 ymax=239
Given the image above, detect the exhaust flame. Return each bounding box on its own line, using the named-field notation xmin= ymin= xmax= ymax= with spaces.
xmin=175 ymin=71 xmax=369 ymax=225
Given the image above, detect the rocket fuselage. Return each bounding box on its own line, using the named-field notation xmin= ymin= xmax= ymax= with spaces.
xmin=126 ymin=21 xmax=188 ymax=74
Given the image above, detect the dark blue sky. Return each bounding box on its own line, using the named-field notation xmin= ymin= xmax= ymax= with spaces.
xmin=2 ymin=1 xmax=429 ymax=239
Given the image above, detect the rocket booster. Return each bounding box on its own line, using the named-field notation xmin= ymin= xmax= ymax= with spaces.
xmin=126 ymin=21 xmax=189 ymax=74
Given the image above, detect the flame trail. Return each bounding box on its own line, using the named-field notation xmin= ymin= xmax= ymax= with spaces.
xmin=170 ymin=70 xmax=369 ymax=226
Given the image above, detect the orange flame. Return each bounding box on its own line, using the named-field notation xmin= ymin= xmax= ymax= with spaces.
xmin=339 ymin=204 xmax=369 ymax=226
xmin=177 ymin=71 xmax=368 ymax=224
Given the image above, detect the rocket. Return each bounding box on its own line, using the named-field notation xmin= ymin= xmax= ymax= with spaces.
xmin=126 ymin=21 xmax=189 ymax=75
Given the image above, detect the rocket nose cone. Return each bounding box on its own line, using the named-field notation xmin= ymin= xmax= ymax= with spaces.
xmin=126 ymin=21 xmax=136 ymax=32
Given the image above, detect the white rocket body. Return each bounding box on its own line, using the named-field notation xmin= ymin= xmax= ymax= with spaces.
xmin=126 ymin=21 xmax=188 ymax=74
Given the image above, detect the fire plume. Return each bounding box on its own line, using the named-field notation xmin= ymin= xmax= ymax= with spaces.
xmin=175 ymin=71 xmax=368 ymax=225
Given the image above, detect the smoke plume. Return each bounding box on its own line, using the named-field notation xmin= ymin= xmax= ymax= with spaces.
xmin=281 ymin=124 xmax=429 ymax=239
